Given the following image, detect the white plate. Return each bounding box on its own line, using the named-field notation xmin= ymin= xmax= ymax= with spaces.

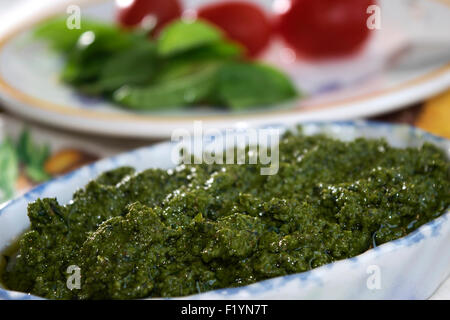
xmin=0 ymin=121 xmax=449 ymax=299
xmin=0 ymin=0 xmax=449 ymax=138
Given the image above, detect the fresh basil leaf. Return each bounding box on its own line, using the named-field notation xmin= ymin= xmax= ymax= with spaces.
xmin=93 ymin=41 xmax=158 ymax=93
xmin=185 ymin=41 xmax=243 ymax=60
xmin=157 ymin=20 xmax=223 ymax=57
xmin=34 ymin=17 xmax=125 ymax=54
xmin=0 ymin=139 xmax=18 ymax=203
xmin=114 ymin=62 xmax=222 ymax=110
xmin=155 ymin=59 xmax=215 ymax=84
xmin=216 ymin=62 xmax=299 ymax=109
xmin=166 ymin=41 xmax=244 ymax=66
xmin=35 ymin=17 xmax=300 ymax=111
xmin=61 ymin=27 xmax=143 ymax=87
xmin=155 ymin=41 xmax=243 ymax=85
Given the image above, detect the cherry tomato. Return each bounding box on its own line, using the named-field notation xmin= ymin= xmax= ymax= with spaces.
xmin=116 ymin=0 xmax=182 ymax=33
xmin=277 ymin=0 xmax=375 ymax=58
xmin=197 ymin=1 xmax=272 ymax=57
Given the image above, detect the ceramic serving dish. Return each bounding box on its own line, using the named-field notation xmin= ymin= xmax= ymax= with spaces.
xmin=0 ymin=121 xmax=449 ymax=299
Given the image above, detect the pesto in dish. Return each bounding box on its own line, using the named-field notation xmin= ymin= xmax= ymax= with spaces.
xmin=2 ymin=130 xmax=449 ymax=299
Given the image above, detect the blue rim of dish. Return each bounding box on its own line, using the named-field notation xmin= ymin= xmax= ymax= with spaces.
xmin=0 ymin=120 xmax=449 ymax=299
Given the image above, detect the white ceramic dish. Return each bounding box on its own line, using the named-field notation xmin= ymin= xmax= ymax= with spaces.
xmin=0 ymin=121 xmax=449 ymax=299
xmin=0 ymin=0 xmax=449 ymax=138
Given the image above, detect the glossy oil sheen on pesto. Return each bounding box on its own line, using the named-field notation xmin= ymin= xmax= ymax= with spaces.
xmin=2 ymin=129 xmax=449 ymax=299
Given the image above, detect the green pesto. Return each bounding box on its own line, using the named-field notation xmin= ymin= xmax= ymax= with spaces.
xmin=2 ymin=129 xmax=449 ymax=299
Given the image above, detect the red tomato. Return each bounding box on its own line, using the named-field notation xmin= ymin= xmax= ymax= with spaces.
xmin=197 ymin=1 xmax=272 ymax=57
xmin=277 ymin=0 xmax=375 ymax=58
xmin=116 ymin=0 xmax=182 ymax=32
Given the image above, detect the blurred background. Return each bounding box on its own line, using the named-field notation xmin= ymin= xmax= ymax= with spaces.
xmin=0 ymin=0 xmax=449 ymax=298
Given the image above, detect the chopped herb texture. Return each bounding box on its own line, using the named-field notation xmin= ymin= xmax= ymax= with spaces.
xmin=2 ymin=129 xmax=449 ymax=299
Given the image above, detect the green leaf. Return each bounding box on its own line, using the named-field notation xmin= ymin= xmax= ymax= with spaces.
xmin=61 ymin=26 xmax=143 ymax=87
xmin=30 ymin=144 xmax=50 ymax=169
xmin=93 ymin=41 xmax=158 ymax=93
xmin=35 ymin=17 xmax=299 ymax=111
xmin=216 ymin=62 xmax=299 ymax=109
xmin=114 ymin=62 xmax=222 ymax=110
xmin=16 ymin=128 xmax=51 ymax=181
xmin=166 ymin=41 xmax=244 ymax=66
xmin=25 ymin=165 xmax=51 ymax=183
xmin=155 ymin=59 xmax=214 ymax=84
xmin=34 ymin=17 xmax=125 ymax=54
xmin=35 ymin=17 xmax=145 ymax=89
xmin=185 ymin=41 xmax=243 ymax=60
xmin=157 ymin=20 xmax=223 ymax=57
xmin=16 ymin=129 xmax=33 ymax=165
xmin=0 ymin=139 xmax=19 ymax=202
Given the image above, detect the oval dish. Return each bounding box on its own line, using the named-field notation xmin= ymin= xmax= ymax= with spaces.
xmin=0 ymin=121 xmax=449 ymax=300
